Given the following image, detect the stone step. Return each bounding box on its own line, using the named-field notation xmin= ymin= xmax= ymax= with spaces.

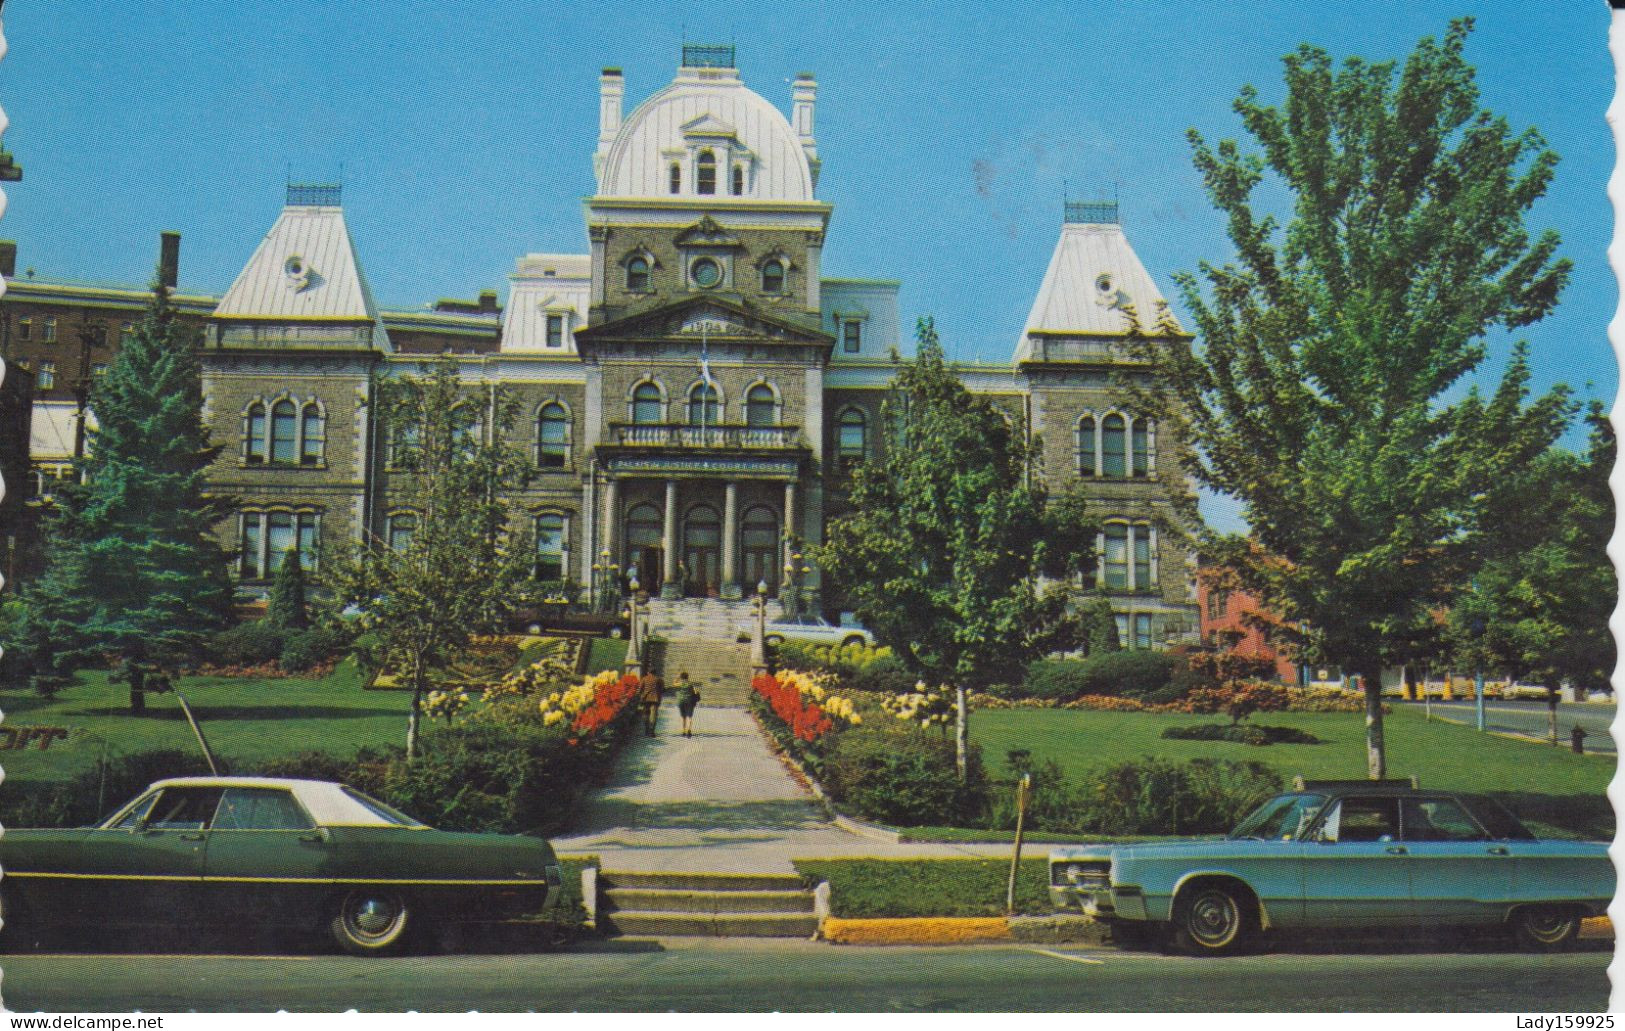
xmin=600 ymin=870 xmax=804 ymax=892
xmin=603 ymin=887 xmax=815 ymax=914
xmin=598 ymin=911 xmax=819 ymax=938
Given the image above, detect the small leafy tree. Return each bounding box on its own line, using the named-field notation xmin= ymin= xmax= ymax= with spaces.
xmin=1130 ymin=20 xmax=1576 ymax=777
xmin=816 ymin=318 xmax=1100 ymax=778
xmin=266 ymin=547 xmax=309 ymax=630
xmin=329 ymin=358 xmax=533 ymax=757
xmin=19 ymin=281 xmax=233 ymax=707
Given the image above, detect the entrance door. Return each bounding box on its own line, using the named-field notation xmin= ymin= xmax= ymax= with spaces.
xmin=740 ymin=505 xmax=780 ymax=595
xmin=624 ymin=503 xmax=664 ymax=595
xmin=683 ymin=504 xmax=721 ymax=596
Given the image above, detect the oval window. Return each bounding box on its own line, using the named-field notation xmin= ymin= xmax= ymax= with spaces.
xmin=692 ymin=258 xmax=722 ymax=289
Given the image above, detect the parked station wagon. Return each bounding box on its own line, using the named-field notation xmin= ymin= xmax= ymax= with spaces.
xmin=0 ymin=777 xmax=565 ymax=955
xmin=1050 ymin=780 xmax=1613 ymax=955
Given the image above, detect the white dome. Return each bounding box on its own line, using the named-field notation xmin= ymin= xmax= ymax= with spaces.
xmin=598 ymin=67 xmax=815 ymax=202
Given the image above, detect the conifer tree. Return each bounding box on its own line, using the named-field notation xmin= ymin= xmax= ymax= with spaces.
xmin=266 ymin=547 xmax=309 ymax=630
xmin=20 ymin=282 xmax=233 ymax=696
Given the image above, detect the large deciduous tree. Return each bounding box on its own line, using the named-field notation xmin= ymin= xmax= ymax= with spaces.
xmin=20 ymin=281 xmax=234 ymax=700
xmin=1132 ymin=20 xmax=1576 ymax=777
xmin=329 ymin=358 xmax=533 ymax=757
xmin=816 ymin=318 xmax=1101 ymax=778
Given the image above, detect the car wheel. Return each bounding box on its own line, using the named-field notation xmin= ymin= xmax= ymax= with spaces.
xmin=1510 ymin=905 xmax=1581 ymax=952
xmin=1172 ymin=883 xmax=1256 ymax=956
xmin=841 ymin=635 xmax=866 ymax=649
xmin=331 ymin=889 xmax=413 ymax=956
xmin=765 ymin=634 xmax=785 ymax=647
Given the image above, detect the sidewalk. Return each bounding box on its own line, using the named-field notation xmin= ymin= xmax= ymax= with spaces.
xmin=551 ymin=704 xmax=1023 ymax=872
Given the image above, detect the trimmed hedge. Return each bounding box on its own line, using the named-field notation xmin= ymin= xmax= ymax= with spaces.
xmin=1160 ymin=723 xmax=1322 ymax=746
xmin=794 ymin=858 xmax=1052 ymax=918
xmin=1022 ymin=650 xmax=1181 ymax=701
xmin=819 ymin=730 xmax=988 ymax=827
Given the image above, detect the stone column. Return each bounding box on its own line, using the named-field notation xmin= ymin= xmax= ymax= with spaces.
xmin=782 ymin=480 xmax=798 ymax=570
xmin=721 ymin=480 xmax=741 ymax=599
xmin=661 ymin=478 xmax=680 ymax=599
xmin=601 ymin=476 xmax=619 ymax=565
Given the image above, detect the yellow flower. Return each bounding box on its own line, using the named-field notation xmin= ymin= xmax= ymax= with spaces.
xmin=543 ymin=710 xmax=565 ymax=726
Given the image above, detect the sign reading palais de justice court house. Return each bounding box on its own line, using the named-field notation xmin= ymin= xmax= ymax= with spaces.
xmin=606 ymin=455 xmax=801 ymax=480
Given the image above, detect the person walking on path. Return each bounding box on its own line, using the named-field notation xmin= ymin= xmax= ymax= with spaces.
xmin=637 ymin=669 xmax=664 ymax=737
xmin=674 ymin=672 xmax=701 ymax=738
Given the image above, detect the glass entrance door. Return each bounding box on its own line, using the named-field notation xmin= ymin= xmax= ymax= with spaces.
xmin=683 ymin=504 xmax=721 ymax=596
xmin=740 ymin=505 xmax=780 ymax=595
xmin=624 ymin=503 xmax=664 ymax=595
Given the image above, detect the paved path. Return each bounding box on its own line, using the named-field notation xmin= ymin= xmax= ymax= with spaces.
xmin=1406 ymin=700 xmax=1618 ymax=754
xmin=552 ymin=704 xmax=1017 ymax=871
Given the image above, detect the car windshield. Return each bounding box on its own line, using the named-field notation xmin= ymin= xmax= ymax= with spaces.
xmin=341 ymin=785 xmax=426 ymax=828
xmin=1229 ymin=792 xmax=1328 ymax=841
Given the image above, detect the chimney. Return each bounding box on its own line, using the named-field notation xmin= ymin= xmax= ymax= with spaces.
xmin=792 ymin=71 xmax=820 ymax=188
xmin=478 ymin=290 xmax=498 ymax=314
xmin=0 ymin=241 xmax=16 ymax=279
xmin=596 ymin=67 xmax=625 ymax=179
xmin=159 ymin=231 xmax=181 ymax=289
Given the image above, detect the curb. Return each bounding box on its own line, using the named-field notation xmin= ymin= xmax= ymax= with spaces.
xmin=822 ymin=917 xmax=1012 ymax=945
xmin=1581 ymin=916 xmax=1613 ymax=939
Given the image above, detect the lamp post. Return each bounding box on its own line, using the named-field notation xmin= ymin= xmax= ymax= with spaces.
xmin=750 ymin=578 xmax=769 ymax=676
xmin=625 ymin=574 xmax=642 ymax=673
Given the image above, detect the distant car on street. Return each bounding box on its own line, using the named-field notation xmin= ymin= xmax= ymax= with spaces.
xmin=0 ymin=776 xmax=565 ymax=955
xmin=739 ymin=616 xmax=875 ymax=649
xmin=1050 ymin=780 xmax=1612 ymax=956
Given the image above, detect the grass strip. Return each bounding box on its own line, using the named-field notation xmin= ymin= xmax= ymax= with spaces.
xmin=794 ymin=857 xmax=1052 ymax=918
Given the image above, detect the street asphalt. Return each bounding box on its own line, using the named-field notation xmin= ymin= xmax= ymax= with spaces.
xmin=1406 ymin=700 xmax=1618 ymax=755
xmin=0 ymin=937 xmax=1609 ymax=1012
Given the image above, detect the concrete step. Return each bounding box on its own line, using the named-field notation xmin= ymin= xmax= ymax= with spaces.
xmin=603 ymin=888 xmax=815 ymax=914
xmin=600 ymin=870 xmax=804 ymax=892
xmin=598 ymin=911 xmax=819 ymax=938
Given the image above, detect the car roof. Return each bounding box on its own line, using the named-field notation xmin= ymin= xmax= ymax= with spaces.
xmin=145 ymin=776 xmax=410 ymax=828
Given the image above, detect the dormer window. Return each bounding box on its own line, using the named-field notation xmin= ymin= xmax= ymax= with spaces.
xmin=626 ymin=256 xmax=650 ymax=293
xmin=732 ymin=165 xmax=744 ymax=195
xmin=546 ymin=315 xmax=565 ymax=349
xmin=669 ymin=163 xmax=681 ymax=194
xmin=761 ymin=260 xmax=785 ymax=294
xmin=842 ymin=319 xmax=862 ymax=354
xmin=697 ymin=151 xmax=717 ymax=195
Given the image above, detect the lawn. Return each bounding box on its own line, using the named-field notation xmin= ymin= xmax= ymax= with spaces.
xmin=584 ymin=636 xmax=629 ymax=675
xmin=793 ymin=858 xmax=1053 ymax=918
xmin=971 ymin=705 xmax=1614 ymax=838
xmin=0 ymin=660 xmax=412 ymax=794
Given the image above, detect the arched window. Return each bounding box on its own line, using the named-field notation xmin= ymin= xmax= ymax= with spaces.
xmin=696 ymin=151 xmax=717 ymax=195
xmin=746 ymin=384 xmax=776 ymax=427
xmin=688 ymin=382 xmax=721 ymax=427
xmin=538 ymin=402 xmax=570 ymax=469
xmin=387 ymin=511 xmax=417 ymax=552
xmin=300 ymin=403 xmax=324 ymax=466
xmin=245 ymin=402 xmax=267 ymax=464
xmin=740 ymin=505 xmax=779 ymax=591
xmin=669 ymin=162 xmax=681 ymax=194
xmin=624 ymin=503 xmax=663 ymax=577
xmin=1132 ymin=419 xmax=1152 ymax=477
xmin=732 ymin=164 xmax=744 ymax=195
xmin=1102 ymin=414 xmax=1127 ymax=478
xmin=270 ymin=400 xmax=297 ymax=464
xmin=632 ymin=382 xmax=663 ymax=424
xmin=837 ymin=408 xmax=867 ymax=463
xmin=535 ymin=511 xmax=568 ymax=582
xmin=1076 ymin=415 xmax=1097 ymax=477
xmin=626 ymin=256 xmax=650 ymax=293
xmin=761 ymin=260 xmax=785 ymax=294
xmin=390 ymin=421 xmax=421 ymax=468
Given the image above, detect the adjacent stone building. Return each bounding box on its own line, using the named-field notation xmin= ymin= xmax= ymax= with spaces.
xmin=4 ymin=46 xmax=1201 ymax=648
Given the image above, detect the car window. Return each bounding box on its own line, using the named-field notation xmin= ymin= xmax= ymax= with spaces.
xmin=1317 ymin=796 xmax=1400 ymax=843
xmin=340 ymin=786 xmax=426 ymax=828
xmin=1230 ymin=793 xmax=1327 ymax=840
xmin=1402 ymin=797 xmax=1485 ymax=842
xmin=145 ymin=787 xmax=226 ymax=830
xmin=107 ymin=792 xmax=159 ymax=830
xmin=1461 ymin=796 xmax=1538 ymax=841
xmin=213 ymin=788 xmax=315 ymax=831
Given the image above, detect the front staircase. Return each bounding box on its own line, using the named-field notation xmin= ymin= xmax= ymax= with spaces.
xmin=597 ymin=870 xmax=818 ymax=937
xmin=644 ymin=597 xmax=784 ymax=708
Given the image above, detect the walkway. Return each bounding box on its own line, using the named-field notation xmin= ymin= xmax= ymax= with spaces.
xmin=551 ymin=705 xmax=1020 ymax=872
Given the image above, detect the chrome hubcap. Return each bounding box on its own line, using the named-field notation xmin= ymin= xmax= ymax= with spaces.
xmin=347 ymin=896 xmax=401 ymax=938
xmin=1189 ymin=892 xmax=1238 ymax=946
xmin=1526 ymin=910 xmax=1572 ymax=943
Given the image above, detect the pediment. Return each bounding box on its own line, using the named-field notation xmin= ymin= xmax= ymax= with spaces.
xmin=673 ymin=216 xmax=742 ymax=249
xmin=681 ymin=113 xmax=738 ymax=139
xmin=577 ymin=297 xmax=832 ymax=347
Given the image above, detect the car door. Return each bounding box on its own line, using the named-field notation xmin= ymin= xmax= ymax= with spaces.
xmin=202 ymin=787 xmax=337 ymax=927
xmin=1401 ymin=796 xmax=1512 ymax=925
xmin=1300 ymin=795 xmax=1412 ymax=925
xmin=75 ymin=786 xmax=219 ymax=927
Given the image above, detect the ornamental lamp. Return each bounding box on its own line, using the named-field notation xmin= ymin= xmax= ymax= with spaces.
xmin=757 ymin=580 xmax=768 ymax=597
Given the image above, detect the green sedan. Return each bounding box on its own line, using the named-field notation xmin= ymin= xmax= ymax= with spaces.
xmin=0 ymin=776 xmax=565 ymax=955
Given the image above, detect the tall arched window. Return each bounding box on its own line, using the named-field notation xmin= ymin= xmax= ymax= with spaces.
xmin=837 ymin=408 xmax=867 ymax=463
xmin=300 ymin=403 xmax=324 ymax=466
xmin=688 ymin=383 xmax=721 ymax=427
xmin=1101 ymin=414 xmax=1127 ymax=478
xmin=740 ymin=505 xmax=779 ymax=591
xmin=669 ymin=162 xmax=681 ymax=194
xmin=245 ymin=402 xmax=267 ymax=464
xmin=696 ymin=151 xmax=717 ymax=195
xmin=1076 ymin=415 xmax=1097 ymax=477
xmin=732 ymin=164 xmax=744 ymax=195
xmin=761 ymin=260 xmax=785 ymax=294
xmin=632 ymin=382 xmax=663 ymax=424
xmin=538 ymin=402 xmax=570 ymax=468
xmin=535 ymin=511 xmax=568 ymax=582
xmin=270 ymin=400 xmax=297 ymax=464
xmin=387 ymin=511 xmax=417 ymax=552
xmin=746 ymin=384 xmax=776 ymax=427
xmin=626 ymin=256 xmax=650 ymax=292
xmin=1132 ymin=419 xmax=1152 ymax=477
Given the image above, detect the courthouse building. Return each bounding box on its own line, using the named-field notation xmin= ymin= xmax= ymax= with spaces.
xmin=4 ymin=46 xmax=1200 ymax=649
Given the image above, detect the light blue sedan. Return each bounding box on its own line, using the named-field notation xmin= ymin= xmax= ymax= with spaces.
xmin=1050 ymin=781 xmax=1613 ymax=955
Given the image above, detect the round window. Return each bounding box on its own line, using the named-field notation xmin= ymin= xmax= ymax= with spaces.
xmin=1096 ymin=274 xmax=1114 ymax=294
xmin=692 ymin=257 xmax=723 ymax=289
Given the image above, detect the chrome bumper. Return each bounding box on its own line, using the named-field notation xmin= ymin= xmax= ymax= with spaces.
xmin=1049 ymin=884 xmax=1148 ymax=922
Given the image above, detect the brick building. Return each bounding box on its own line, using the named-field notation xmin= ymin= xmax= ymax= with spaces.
xmin=4 ymin=47 xmax=1201 ymax=647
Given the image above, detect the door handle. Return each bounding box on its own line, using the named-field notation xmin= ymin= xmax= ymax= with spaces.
xmin=1385 ymin=845 xmax=1408 ymax=855
xmin=1487 ymin=846 xmax=1510 ymax=856
xmin=178 ymin=832 xmax=205 ymax=842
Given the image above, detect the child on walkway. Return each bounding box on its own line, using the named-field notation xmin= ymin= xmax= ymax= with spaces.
xmin=674 ymin=672 xmax=700 ymax=738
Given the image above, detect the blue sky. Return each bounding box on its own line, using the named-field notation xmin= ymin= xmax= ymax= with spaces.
xmin=1 ymin=1 xmax=1613 ymax=445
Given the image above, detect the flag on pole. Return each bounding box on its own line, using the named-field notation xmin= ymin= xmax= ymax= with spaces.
xmin=699 ymin=325 xmax=717 ymax=434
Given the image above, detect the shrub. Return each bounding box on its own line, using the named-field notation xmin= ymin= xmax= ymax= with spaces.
xmin=1071 ymin=757 xmax=1282 ymax=836
xmin=1160 ymin=723 xmax=1321 ymax=746
xmin=1023 ymin=650 xmax=1180 ymax=701
xmin=1183 ymin=682 xmax=1292 ymax=723
xmin=210 ymin=620 xmax=288 ymax=666
xmin=9 ymin=748 xmax=225 ymax=829
xmin=1021 ymin=660 xmax=1093 ymax=701
xmin=820 ymin=728 xmax=987 ymax=827
xmin=278 ymin=626 xmax=344 ymax=673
